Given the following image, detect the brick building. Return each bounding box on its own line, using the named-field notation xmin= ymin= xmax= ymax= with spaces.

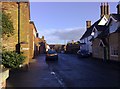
xmin=29 ymin=21 xmax=45 ymax=59
xmin=39 ymin=36 xmax=46 ymax=54
xmin=49 ymin=44 xmax=65 ymax=53
xmin=1 ymin=1 xmax=30 ymax=66
xmin=66 ymin=42 xmax=80 ymax=54
xmin=29 ymin=21 xmax=37 ymax=60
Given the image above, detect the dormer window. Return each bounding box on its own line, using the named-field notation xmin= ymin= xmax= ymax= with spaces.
xmin=104 ymin=18 xmax=107 ymax=21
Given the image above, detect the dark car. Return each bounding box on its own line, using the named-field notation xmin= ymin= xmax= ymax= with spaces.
xmin=77 ymin=50 xmax=90 ymax=58
xmin=46 ymin=49 xmax=58 ymax=61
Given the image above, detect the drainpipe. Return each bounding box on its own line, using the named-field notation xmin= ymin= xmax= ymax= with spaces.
xmin=17 ymin=1 xmax=20 ymax=54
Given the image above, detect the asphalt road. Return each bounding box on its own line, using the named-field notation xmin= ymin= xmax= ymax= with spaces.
xmin=6 ymin=54 xmax=120 ymax=88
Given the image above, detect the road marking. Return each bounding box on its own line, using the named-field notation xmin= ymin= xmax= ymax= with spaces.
xmin=51 ymin=71 xmax=55 ymax=75
xmin=50 ymin=71 xmax=67 ymax=89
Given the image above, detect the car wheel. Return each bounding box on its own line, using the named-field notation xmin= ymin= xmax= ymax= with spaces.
xmin=46 ymin=57 xmax=49 ymax=61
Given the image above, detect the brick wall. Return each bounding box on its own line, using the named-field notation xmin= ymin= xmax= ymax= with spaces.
xmin=2 ymin=2 xmax=18 ymax=51
xmin=2 ymin=2 xmax=30 ymax=65
xmin=20 ymin=2 xmax=30 ymax=65
xmin=29 ymin=22 xmax=34 ymax=61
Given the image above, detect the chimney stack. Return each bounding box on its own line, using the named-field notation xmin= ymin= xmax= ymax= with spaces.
xmin=117 ymin=1 xmax=120 ymax=14
xmin=86 ymin=21 xmax=91 ymax=29
xmin=42 ymin=36 xmax=44 ymax=40
xmin=36 ymin=33 xmax=39 ymax=38
xmin=100 ymin=3 xmax=104 ymax=17
xmin=100 ymin=2 xmax=109 ymax=17
xmin=104 ymin=3 xmax=107 ymax=15
xmin=107 ymin=2 xmax=109 ymax=15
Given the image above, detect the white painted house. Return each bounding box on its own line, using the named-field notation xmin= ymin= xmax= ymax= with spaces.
xmin=80 ymin=2 xmax=110 ymax=55
xmin=80 ymin=16 xmax=108 ymax=54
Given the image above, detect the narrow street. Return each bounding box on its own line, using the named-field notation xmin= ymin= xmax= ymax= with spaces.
xmin=7 ymin=54 xmax=120 ymax=88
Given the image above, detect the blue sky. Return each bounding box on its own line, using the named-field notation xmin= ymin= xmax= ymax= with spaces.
xmin=30 ymin=2 xmax=118 ymax=44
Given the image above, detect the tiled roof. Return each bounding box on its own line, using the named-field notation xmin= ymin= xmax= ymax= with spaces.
xmin=80 ymin=19 xmax=101 ymax=40
xmin=111 ymin=14 xmax=120 ymax=21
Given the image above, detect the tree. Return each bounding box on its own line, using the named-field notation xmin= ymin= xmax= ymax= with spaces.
xmin=0 ymin=11 xmax=14 ymax=38
xmin=0 ymin=11 xmax=14 ymax=51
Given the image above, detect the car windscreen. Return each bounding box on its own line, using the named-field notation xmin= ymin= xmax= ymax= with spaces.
xmin=48 ymin=50 xmax=57 ymax=54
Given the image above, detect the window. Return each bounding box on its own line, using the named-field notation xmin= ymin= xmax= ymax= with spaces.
xmin=110 ymin=46 xmax=118 ymax=56
xmin=104 ymin=18 xmax=107 ymax=21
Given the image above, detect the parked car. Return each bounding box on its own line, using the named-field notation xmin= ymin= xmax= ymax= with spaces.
xmin=46 ymin=49 xmax=58 ymax=61
xmin=77 ymin=50 xmax=90 ymax=58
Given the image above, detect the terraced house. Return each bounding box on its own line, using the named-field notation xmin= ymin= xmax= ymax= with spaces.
xmin=80 ymin=3 xmax=109 ymax=56
xmin=92 ymin=3 xmax=110 ymax=60
xmin=81 ymin=2 xmax=120 ymax=62
xmin=106 ymin=2 xmax=120 ymax=61
xmin=92 ymin=2 xmax=120 ymax=62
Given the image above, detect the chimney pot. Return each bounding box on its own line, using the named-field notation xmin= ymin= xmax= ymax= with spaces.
xmin=100 ymin=2 xmax=104 ymax=17
xmin=86 ymin=21 xmax=91 ymax=29
xmin=117 ymin=2 xmax=120 ymax=14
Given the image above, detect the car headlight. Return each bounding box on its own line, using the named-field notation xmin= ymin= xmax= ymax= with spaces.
xmin=54 ymin=53 xmax=57 ymax=55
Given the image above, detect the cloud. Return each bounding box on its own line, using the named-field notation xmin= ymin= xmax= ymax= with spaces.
xmin=39 ymin=27 xmax=85 ymax=44
xmin=52 ymin=27 xmax=85 ymax=40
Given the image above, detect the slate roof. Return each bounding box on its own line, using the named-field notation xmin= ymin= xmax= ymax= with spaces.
xmin=80 ymin=15 xmax=111 ymax=40
xmin=89 ymin=25 xmax=108 ymax=41
xmin=95 ymin=25 xmax=108 ymax=31
xmin=111 ymin=14 xmax=120 ymax=21
xmin=97 ymin=27 xmax=109 ymax=39
xmin=96 ymin=27 xmax=109 ymax=46
xmin=116 ymin=26 xmax=120 ymax=33
xmin=80 ymin=19 xmax=101 ymax=40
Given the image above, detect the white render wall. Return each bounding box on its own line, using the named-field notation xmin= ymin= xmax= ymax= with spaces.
xmin=98 ymin=16 xmax=108 ymax=25
xmin=80 ymin=36 xmax=92 ymax=53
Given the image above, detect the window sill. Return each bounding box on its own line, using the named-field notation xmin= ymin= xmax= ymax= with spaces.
xmin=110 ymin=55 xmax=118 ymax=57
